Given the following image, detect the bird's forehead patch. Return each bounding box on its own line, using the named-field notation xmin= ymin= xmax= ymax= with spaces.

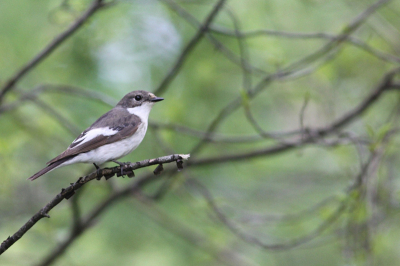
xmin=149 ymin=93 xmax=155 ymax=98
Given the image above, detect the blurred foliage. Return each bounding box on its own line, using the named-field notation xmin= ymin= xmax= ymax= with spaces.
xmin=1 ymin=0 xmax=400 ymax=265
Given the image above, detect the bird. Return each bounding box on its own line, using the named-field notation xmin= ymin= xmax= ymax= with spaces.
xmin=28 ymin=90 xmax=164 ymax=180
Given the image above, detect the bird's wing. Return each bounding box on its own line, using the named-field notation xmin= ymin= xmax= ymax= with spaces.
xmin=47 ymin=108 xmax=141 ymax=165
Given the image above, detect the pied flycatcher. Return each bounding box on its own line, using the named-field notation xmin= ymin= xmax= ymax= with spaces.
xmin=28 ymin=90 xmax=163 ymax=180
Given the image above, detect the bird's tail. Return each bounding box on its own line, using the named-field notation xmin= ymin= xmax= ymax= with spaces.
xmin=28 ymin=156 xmax=74 ymax=181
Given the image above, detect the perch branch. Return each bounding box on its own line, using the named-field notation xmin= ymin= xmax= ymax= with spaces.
xmin=0 ymin=154 xmax=189 ymax=255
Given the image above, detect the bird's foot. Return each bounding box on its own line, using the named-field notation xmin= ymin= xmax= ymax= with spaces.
xmin=112 ymin=160 xmax=134 ymax=178
xmin=93 ymin=163 xmax=102 ymax=180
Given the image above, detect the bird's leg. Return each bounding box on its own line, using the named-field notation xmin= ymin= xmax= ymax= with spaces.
xmin=112 ymin=160 xmax=131 ymax=177
xmin=93 ymin=163 xmax=102 ymax=179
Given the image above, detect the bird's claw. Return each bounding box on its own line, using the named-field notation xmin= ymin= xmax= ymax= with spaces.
xmin=113 ymin=160 xmax=133 ymax=178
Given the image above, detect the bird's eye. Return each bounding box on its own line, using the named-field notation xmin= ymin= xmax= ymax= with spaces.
xmin=134 ymin=95 xmax=142 ymax=101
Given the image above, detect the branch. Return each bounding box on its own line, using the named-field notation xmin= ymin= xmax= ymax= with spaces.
xmin=154 ymin=0 xmax=226 ymax=95
xmin=33 ymin=132 xmax=394 ymax=264
xmin=187 ymin=178 xmax=348 ymax=250
xmin=188 ymin=0 xmax=391 ymax=155
xmin=0 ymin=0 xmax=110 ymax=104
xmin=190 ymin=68 xmax=400 ymax=165
xmin=29 ymin=97 xmax=81 ymax=136
xmin=0 ymin=154 xmax=190 ymax=255
xmin=283 ymin=0 xmax=392 ymax=72
xmin=0 ymin=84 xmax=116 ymax=117
xmin=211 ymin=26 xmax=400 ymax=64
xmin=37 ymin=182 xmax=255 ymax=266
xmin=162 ymin=0 xmax=267 ymax=75
xmin=131 ymin=192 xmax=256 ymax=266
xmin=150 ymin=122 xmax=370 ymax=144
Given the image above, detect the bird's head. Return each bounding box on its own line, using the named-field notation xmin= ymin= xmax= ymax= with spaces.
xmin=117 ymin=90 xmax=164 ymax=109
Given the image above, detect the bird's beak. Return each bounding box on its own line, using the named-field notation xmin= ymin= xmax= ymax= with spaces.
xmin=150 ymin=96 xmax=164 ymax=102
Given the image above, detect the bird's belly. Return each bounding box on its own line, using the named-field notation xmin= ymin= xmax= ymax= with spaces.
xmin=67 ymin=123 xmax=148 ymax=165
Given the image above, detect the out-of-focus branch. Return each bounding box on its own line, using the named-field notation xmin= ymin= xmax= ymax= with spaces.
xmin=285 ymin=0 xmax=392 ymax=72
xmin=187 ymin=178 xmax=348 ymax=250
xmin=225 ymin=8 xmax=252 ymax=91
xmin=36 ymin=180 xmax=132 ymax=266
xmin=70 ymin=189 xmax=84 ymax=235
xmin=162 ymin=0 xmax=267 ymax=75
xmin=243 ymin=105 xmax=287 ymax=141
xmin=211 ymin=26 xmax=400 ymax=65
xmin=154 ymin=0 xmax=226 ymax=95
xmin=30 ymin=97 xmax=81 ymax=136
xmin=0 ymin=154 xmax=189 ymax=256
xmin=188 ymin=0 xmax=391 ymax=155
xmin=188 ymin=129 xmax=393 ymax=251
xmin=0 ymin=84 xmax=115 ymax=115
xmin=0 ymin=84 xmax=117 ymax=137
xmin=236 ymin=196 xmax=340 ymax=225
xmin=0 ymin=84 xmax=117 ymax=138
xmin=150 ymin=122 xmax=267 ymax=142
xmin=0 ymin=0 xmax=111 ymax=104
xmin=34 ymin=84 xmax=116 ymax=106
xmin=132 ymin=192 xmax=257 ymax=266
xmin=190 ymin=68 xmax=400 ymax=166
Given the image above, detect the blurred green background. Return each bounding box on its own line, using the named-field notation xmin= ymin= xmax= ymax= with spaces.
xmin=1 ymin=0 xmax=400 ymax=265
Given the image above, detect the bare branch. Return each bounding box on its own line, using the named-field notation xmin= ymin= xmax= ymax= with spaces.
xmin=36 ymin=182 xmax=130 ymax=266
xmin=187 ymin=0 xmax=392 ymax=156
xmin=0 ymin=154 xmax=189 ymax=255
xmin=187 ymin=178 xmax=347 ymax=250
xmin=150 ymin=121 xmax=266 ymax=142
xmin=190 ymin=68 xmax=400 ymax=165
xmin=132 ymin=192 xmax=257 ymax=266
xmin=210 ymin=27 xmax=400 ymax=65
xmin=154 ymin=0 xmax=226 ymax=95
xmin=36 ymin=165 xmax=256 ymax=266
xmin=284 ymin=0 xmax=392 ymax=72
xmin=299 ymin=94 xmax=310 ymax=141
xmin=0 ymin=0 xmax=110 ymax=104
xmin=162 ymin=0 xmax=267 ymax=75
xmin=0 ymin=84 xmax=116 ymax=116
xmin=29 ymin=97 xmax=81 ymax=136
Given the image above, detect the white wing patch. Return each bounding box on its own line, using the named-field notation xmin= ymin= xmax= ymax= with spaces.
xmin=72 ymin=127 xmax=118 ymax=147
